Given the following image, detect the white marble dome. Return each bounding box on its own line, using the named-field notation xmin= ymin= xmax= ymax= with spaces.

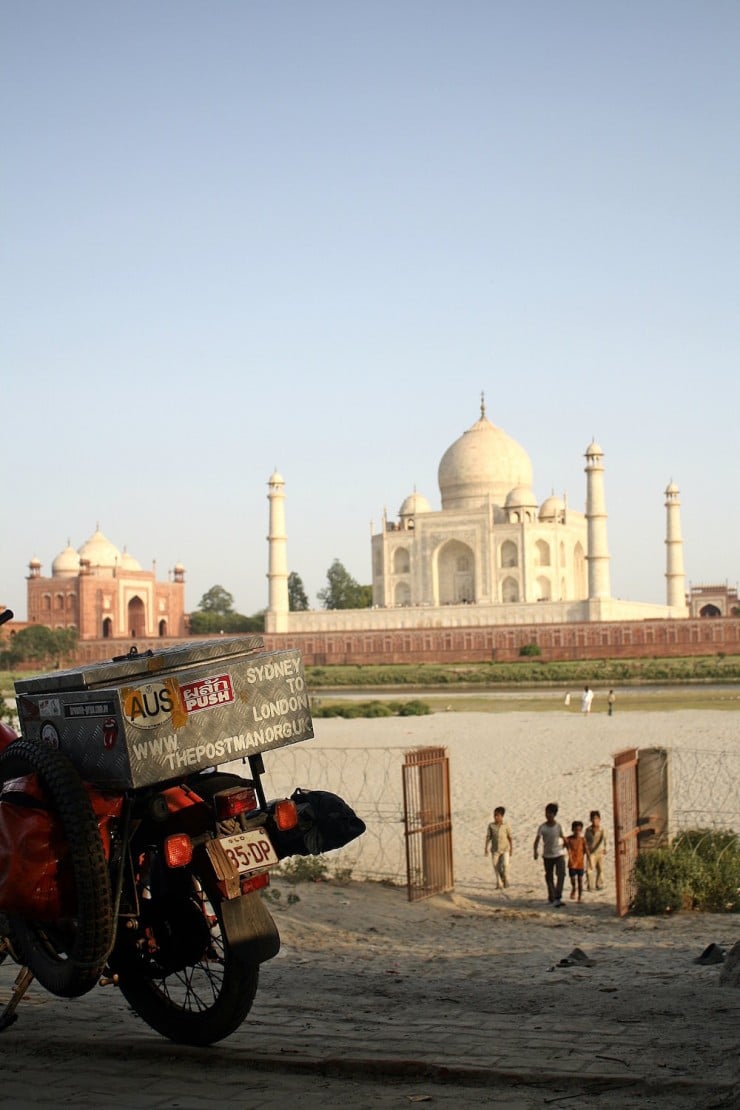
xmin=438 ymin=404 xmax=533 ymax=511
xmin=539 ymin=494 xmax=565 ymax=521
xmin=399 ymin=491 xmax=431 ymax=518
xmin=78 ymin=527 xmax=122 ymax=570
xmin=505 ymin=485 xmax=538 ymax=509
xmin=120 ymin=548 xmax=142 ymax=571
xmin=51 ymin=543 xmax=81 ymax=578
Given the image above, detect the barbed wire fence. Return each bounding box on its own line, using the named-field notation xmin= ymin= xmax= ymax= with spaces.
xmin=246 ymin=744 xmax=522 ymax=892
xmin=668 ymin=747 xmax=740 ymax=842
xmin=247 ymin=743 xmax=740 ymax=892
xmin=255 ymin=746 xmax=410 ymax=884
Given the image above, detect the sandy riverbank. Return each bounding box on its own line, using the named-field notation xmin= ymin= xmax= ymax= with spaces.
xmin=240 ymin=708 xmax=740 ymax=900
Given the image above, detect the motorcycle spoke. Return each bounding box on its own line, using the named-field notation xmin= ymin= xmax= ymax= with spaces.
xmin=144 ymin=893 xmax=229 ymax=1012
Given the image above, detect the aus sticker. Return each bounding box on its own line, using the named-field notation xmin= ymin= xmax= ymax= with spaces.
xmin=122 ymin=681 xmax=177 ymax=730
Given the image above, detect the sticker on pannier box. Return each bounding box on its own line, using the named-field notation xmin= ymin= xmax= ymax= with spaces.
xmin=122 ymin=679 xmax=185 ymax=731
xmin=180 ymin=674 xmax=234 ymax=715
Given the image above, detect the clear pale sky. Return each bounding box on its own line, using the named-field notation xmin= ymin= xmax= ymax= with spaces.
xmin=2 ymin=1 xmax=738 ymax=621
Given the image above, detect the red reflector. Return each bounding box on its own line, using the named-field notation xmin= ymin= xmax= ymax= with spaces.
xmin=164 ymin=833 xmax=193 ymax=868
xmin=241 ymin=871 xmax=270 ymax=895
xmin=215 ymin=785 xmax=258 ymax=819
xmin=274 ymin=799 xmax=299 ymax=831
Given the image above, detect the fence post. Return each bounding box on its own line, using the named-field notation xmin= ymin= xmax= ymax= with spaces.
xmin=402 ymin=746 xmax=453 ymax=901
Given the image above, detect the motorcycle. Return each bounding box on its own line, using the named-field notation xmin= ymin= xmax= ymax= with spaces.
xmin=0 ymin=614 xmax=364 ymax=1045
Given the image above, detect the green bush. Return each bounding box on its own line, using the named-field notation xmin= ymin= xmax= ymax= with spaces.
xmin=312 ymin=699 xmax=431 ymax=719
xmin=397 ymin=699 xmax=432 ymax=716
xmin=304 ymin=656 xmax=740 ymax=688
xmin=631 ymin=829 xmax=740 ymax=914
xmin=630 ymin=849 xmax=700 ymax=914
xmin=278 ymin=855 xmax=329 ymax=883
xmin=361 ymin=701 xmax=394 ymax=717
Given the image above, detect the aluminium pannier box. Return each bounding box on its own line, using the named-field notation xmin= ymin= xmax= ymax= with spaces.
xmin=14 ymin=636 xmax=314 ymax=789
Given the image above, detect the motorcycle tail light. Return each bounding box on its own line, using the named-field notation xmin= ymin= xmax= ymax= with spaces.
xmin=273 ymin=798 xmax=299 ymax=831
xmin=215 ymin=785 xmax=258 ymax=819
xmin=164 ymin=833 xmax=193 ymax=868
xmin=241 ymin=871 xmax=270 ymax=895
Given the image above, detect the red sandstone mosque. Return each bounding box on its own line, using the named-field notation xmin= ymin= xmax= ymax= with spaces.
xmin=25 ymin=527 xmax=186 ymax=640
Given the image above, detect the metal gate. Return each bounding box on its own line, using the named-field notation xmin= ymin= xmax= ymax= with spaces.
xmin=402 ymin=746 xmax=453 ymax=902
xmin=612 ymin=747 xmax=639 ymax=916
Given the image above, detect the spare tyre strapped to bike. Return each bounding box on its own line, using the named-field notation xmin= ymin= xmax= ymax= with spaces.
xmin=0 ymin=740 xmax=114 ymax=999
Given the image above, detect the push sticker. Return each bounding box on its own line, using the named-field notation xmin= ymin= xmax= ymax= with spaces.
xmin=180 ymin=674 xmax=234 ymax=715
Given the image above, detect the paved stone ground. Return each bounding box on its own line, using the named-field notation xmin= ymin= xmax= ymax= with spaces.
xmin=1 ymin=881 xmax=739 ymax=1110
xmin=1 ymin=951 xmax=738 ymax=1109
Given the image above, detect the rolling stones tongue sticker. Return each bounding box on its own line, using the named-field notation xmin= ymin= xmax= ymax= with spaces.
xmin=103 ymin=717 xmax=119 ymax=750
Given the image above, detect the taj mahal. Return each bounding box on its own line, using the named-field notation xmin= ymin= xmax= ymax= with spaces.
xmin=19 ymin=400 xmax=691 ymax=655
xmin=265 ymin=399 xmax=688 ymax=635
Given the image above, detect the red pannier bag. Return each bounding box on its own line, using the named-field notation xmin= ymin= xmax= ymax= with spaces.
xmin=0 ymin=771 xmax=122 ymax=922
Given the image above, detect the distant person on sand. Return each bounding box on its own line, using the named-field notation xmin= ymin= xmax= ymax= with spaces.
xmin=585 ymin=810 xmax=608 ymax=891
xmin=484 ymin=806 xmax=513 ymax=889
xmin=581 ymin=686 xmax=594 ymax=715
xmin=565 ymin=820 xmax=591 ymax=902
xmin=607 ymin=689 xmax=615 ymax=716
xmin=533 ymin=803 xmax=567 ymax=907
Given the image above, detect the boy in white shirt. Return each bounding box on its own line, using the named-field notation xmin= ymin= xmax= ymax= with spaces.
xmin=533 ymin=802 xmax=567 ymax=906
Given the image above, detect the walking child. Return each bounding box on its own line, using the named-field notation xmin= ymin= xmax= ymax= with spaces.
xmin=533 ymin=803 xmax=567 ymax=906
xmin=585 ymin=810 xmax=608 ymax=891
xmin=484 ymin=806 xmax=513 ymax=889
xmin=565 ymin=820 xmax=591 ymax=902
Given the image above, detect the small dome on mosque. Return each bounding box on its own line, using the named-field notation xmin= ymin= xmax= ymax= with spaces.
xmin=665 ymin=481 xmax=679 ymax=495
xmin=28 ymin=555 xmax=42 ymax=569
xmin=268 ymin=469 xmax=285 ymax=485
xmin=120 ymin=548 xmax=142 ymax=572
xmin=399 ymin=491 xmax=432 ymax=518
xmin=585 ymin=439 xmax=604 ymax=457
xmin=539 ymin=494 xmax=565 ymax=521
xmin=174 ymin=562 xmax=185 ymax=574
xmin=505 ymin=486 xmax=538 ymax=509
xmin=51 ymin=543 xmax=81 ymax=578
xmin=438 ymin=396 xmax=533 ymax=511
xmin=77 ymin=526 xmax=122 ymax=570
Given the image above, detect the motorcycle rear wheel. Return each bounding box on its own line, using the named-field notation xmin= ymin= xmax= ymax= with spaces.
xmin=0 ymin=741 xmax=113 ymax=998
xmin=115 ymin=862 xmax=259 ymax=1045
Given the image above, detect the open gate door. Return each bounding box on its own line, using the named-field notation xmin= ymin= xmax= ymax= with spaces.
xmin=402 ymin=746 xmax=453 ymax=902
xmin=612 ymin=747 xmax=639 ymax=916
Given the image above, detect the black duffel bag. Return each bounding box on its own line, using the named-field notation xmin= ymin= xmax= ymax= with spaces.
xmin=269 ymin=788 xmax=366 ymax=858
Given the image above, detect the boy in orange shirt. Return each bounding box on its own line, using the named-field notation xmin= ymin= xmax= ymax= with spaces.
xmin=565 ymin=820 xmax=591 ymax=902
